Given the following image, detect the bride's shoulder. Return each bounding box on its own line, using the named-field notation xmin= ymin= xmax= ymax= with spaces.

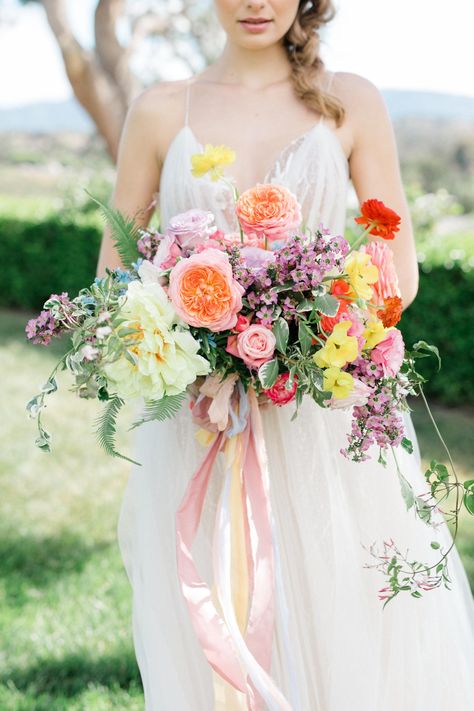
xmin=330 ymin=71 xmax=386 ymax=109
xmin=125 ymin=78 xmax=194 ymax=159
xmin=128 ymin=78 xmax=190 ymax=126
xmin=330 ymin=71 xmax=392 ymax=138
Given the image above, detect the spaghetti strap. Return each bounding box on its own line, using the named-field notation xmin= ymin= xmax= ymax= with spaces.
xmin=184 ymin=78 xmax=192 ymax=127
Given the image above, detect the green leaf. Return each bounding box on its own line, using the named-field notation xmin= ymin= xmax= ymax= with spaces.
xmin=272 ymin=317 xmax=289 ymax=355
xmin=401 ymin=437 xmax=413 ymax=454
xmin=397 ymin=471 xmax=415 ymax=510
xmin=412 ymin=340 xmax=441 ymax=371
xmin=40 ymin=377 xmax=58 ymax=394
xmin=430 ymin=541 xmax=441 ymax=550
xmin=258 ymin=358 xmax=279 ymax=389
xmin=463 ymin=479 xmax=474 ymax=490
xmin=313 ymin=293 xmax=339 ymax=317
xmin=296 ymin=299 xmax=314 ymax=313
xmin=94 ymin=395 xmax=141 ymax=465
xmin=298 ymin=321 xmax=314 ymax=355
xmin=85 ymin=191 xmax=141 ymax=268
xmin=464 ymin=492 xmax=474 ymax=516
xmin=129 ymin=392 xmax=186 ymax=430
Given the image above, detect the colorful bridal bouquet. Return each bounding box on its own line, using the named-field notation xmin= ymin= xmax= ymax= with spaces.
xmin=25 ymin=138 xmax=473 ymax=708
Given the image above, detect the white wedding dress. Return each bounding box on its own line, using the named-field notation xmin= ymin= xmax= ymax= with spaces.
xmin=117 ymin=73 xmax=474 ymax=710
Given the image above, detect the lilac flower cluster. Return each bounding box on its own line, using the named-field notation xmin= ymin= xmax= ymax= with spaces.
xmin=230 ymin=231 xmax=349 ymax=326
xmin=342 ymin=356 xmax=405 ymax=461
xmin=25 ymin=292 xmax=80 ymax=345
xmin=25 ymin=309 xmax=63 ymax=345
xmin=136 ymin=228 xmax=163 ymax=261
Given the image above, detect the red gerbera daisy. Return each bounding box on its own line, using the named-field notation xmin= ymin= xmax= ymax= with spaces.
xmin=354 ymin=199 xmax=401 ymax=240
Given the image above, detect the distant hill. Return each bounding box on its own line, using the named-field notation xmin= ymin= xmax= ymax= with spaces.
xmin=1 ymin=89 xmax=474 ymax=133
xmin=0 ymin=99 xmax=94 ymax=133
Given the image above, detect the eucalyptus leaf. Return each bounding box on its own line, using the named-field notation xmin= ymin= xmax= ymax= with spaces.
xmin=298 ymin=322 xmax=313 ymax=355
xmin=397 ymin=471 xmax=415 ymax=511
xmin=313 ymin=293 xmax=339 ymax=317
xmin=272 ymin=318 xmax=289 ymax=354
xmin=258 ymin=358 xmax=279 ymax=389
xmin=412 ymin=340 xmax=441 ymax=371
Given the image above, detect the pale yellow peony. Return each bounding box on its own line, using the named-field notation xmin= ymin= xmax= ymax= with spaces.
xmin=103 ymin=280 xmax=210 ymax=400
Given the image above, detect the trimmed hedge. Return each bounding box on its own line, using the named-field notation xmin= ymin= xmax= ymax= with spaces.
xmin=399 ymin=265 xmax=474 ymax=406
xmin=1 ymin=215 xmax=472 ymax=406
xmin=0 ymin=216 xmax=101 ymax=310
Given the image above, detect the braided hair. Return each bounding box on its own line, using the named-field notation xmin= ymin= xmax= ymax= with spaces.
xmin=283 ymin=0 xmax=345 ymax=126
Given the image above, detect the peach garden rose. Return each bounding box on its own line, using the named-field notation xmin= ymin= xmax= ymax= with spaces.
xmin=168 ymin=248 xmax=244 ymax=332
xmin=235 ymin=183 xmax=301 ymax=245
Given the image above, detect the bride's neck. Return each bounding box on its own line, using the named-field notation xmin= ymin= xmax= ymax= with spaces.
xmin=209 ymin=40 xmax=292 ymax=89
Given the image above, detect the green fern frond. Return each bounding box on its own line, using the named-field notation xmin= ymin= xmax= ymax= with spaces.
xmin=129 ymin=392 xmax=186 ymax=430
xmin=85 ymin=190 xmax=141 ymax=268
xmin=94 ymin=395 xmax=141 ymax=465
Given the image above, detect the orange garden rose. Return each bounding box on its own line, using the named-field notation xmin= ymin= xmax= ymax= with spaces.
xmin=235 ymin=183 xmax=301 ymax=244
xmin=168 ymin=248 xmax=244 ymax=332
xmin=354 ymin=199 xmax=401 ymax=240
xmin=378 ymin=296 xmax=403 ymax=327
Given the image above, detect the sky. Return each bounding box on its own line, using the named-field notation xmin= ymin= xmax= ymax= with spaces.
xmin=0 ymin=0 xmax=472 ymax=108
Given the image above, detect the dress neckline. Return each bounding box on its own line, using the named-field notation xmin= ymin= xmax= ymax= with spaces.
xmin=162 ymin=121 xmax=348 ymax=197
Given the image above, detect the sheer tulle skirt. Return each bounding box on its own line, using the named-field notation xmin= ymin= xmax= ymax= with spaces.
xmin=118 ymin=396 xmax=474 ymax=710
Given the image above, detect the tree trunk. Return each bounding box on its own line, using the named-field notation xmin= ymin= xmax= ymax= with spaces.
xmin=40 ymin=0 xmax=128 ymax=161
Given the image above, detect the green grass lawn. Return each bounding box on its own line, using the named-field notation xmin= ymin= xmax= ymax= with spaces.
xmin=1 ymin=308 xmax=473 ymax=710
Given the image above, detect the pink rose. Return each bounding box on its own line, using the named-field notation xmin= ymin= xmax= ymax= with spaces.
xmin=264 ymin=372 xmax=298 ymax=406
xmin=194 ymin=238 xmax=227 ymax=253
xmin=152 ymin=234 xmax=182 ymax=270
xmin=361 ymin=241 xmax=401 ymax=307
xmin=168 ymin=248 xmax=244 ymax=331
xmin=166 ymin=209 xmax=216 ymax=250
xmin=226 ymin=324 xmax=276 ymax=370
xmin=329 ymin=378 xmax=373 ymax=410
xmin=370 ymin=328 xmax=405 ymax=377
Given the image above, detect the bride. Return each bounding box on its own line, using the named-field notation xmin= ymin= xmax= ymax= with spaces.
xmin=96 ymin=1 xmax=474 ymax=709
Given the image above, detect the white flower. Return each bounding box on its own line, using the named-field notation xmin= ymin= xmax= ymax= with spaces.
xmin=329 ymin=378 xmax=373 ymax=410
xmin=96 ymin=326 xmax=112 ymax=339
xmin=102 ymin=280 xmax=210 ymax=400
xmin=80 ymin=344 xmax=99 ymax=361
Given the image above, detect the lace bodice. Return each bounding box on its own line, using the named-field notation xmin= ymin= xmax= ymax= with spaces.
xmin=157 ymin=71 xmax=350 ymax=237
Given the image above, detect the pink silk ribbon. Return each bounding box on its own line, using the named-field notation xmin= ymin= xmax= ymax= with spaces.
xmin=175 ymin=382 xmax=292 ymax=710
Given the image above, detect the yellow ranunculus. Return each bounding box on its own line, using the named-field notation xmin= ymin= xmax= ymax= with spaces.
xmin=363 ymin=319 xmax=387 ymax=349
xmin=313 ymin=320 xmax=359 ymax=369
xmin=191 ymin=144 xmax=236 ymax=181
xmin=103 ymin=280 xmax=210 ymax=400
xmin=323 ymin=367 xmax=354 ymax=399
xmin=345 ymin=251 xmax=379 ymax=301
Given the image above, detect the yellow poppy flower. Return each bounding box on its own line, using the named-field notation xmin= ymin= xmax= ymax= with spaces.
xmin=345 ymin=251 xmax=379 ymax=301
xmin=313 ymin=320 xmax=359 ymax=369
xmin=363 ymin=319 xmax=387 ymax=349
xmin=191 ymin=144 xmax=236 ymax=181
xmin=323 ymin=367 xmax=354 ymax=399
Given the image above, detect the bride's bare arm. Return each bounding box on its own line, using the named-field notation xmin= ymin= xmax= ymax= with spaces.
xmin=339 ymin=72 xmax=419 ymax=309
xmin=95 ymin=89 xmax=164 ymax=279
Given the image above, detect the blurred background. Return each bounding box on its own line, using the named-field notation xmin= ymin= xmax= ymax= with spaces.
xmin=0 ymin=1 xmax=473 ymax=709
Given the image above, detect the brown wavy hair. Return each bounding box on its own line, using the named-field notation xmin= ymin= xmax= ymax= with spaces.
xmin=283 ymin=0 xmax=345 ymax=126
